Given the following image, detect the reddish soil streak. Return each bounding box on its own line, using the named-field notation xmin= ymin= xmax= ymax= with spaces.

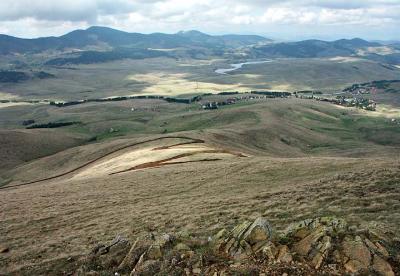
xmin=110 ymin=149 xmax=246 ymax=175
xmin=152 ymin=139 xmax=205 ymax=151
xmin=0 ymin=136 xmax=204 ymax=190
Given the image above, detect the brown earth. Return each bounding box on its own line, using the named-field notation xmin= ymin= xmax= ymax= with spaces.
xmin=1 ymin=153 xmax=399 ymax=274
xmin=1 ymin=98 xmax=400 ymax=274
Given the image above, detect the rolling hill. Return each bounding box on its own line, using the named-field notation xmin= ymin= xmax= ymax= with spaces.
xmin=251 ymin=38 xmax=381 ymax=58
xmin=1 ymin=27 xmax=398 ymax=71
xmin=0 ymin=26 xmax=271 ymax=55
xmin=0 ymin=97 xmax=399 ymax=275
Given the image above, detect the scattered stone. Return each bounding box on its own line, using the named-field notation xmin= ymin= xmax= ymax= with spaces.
xmin=276 ymin=245 xmax=293 ymax=263
xmin=261 ymin=242 xmax=277 ymax=260
xmin=74 ymin=216 xmax=399 ymax=276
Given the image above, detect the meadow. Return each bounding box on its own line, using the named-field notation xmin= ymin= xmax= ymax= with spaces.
xmin=1 ymin=56 xmax=399 ymax=101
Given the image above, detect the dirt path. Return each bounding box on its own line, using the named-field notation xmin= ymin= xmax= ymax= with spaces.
xmin=0 ymin=136 xmax=204 ymax=190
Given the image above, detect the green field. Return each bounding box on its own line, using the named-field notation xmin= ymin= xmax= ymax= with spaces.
xmin=1 ymin=56 xmax=399 ymax=101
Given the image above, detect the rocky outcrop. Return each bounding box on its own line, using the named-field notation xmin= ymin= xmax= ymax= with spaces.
xmin=78 ymin=217 xmax=399 ymax=275
xmin=283 ymin=217 xmax=397 ymax=275
xmin=212 ymin=217 xmax=273 ymax=260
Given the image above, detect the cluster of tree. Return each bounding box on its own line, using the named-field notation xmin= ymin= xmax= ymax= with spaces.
xmin=1 ymin=99 xmax=41 ymax=104
xmin=371 ymin=80 xmax=400 ymax=90
xmin=163 ymin=95 xmax=204 ymax=104
xmin=294 ymin=90 xmax=322 ymax=94
xmin=50 ymin=91 xmax=294 ymax=109
xmin=26 ymin=121 xmax=80 ymax=129
xmin=164 ymin=97 xmax=193 ymax=104
xmin=343 ymin=80 xmax=400 ymax=92
xmin=251 ymin=91 xmax=291 ymax=97
xmin=22 ymin=119 xmax=35 ymax=126
xmin=0 ymin=70 xmax=55 ymax=83
xmin=218 ymin=91 xmax=240 ymax=95
xmin=50 ymin=95 xmax=165 ymax=107
xmin=0 ymin=71 xmax=29 ymax=83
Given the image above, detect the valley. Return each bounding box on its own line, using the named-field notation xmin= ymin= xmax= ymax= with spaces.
xmin=0 ymin=26 xmax=400 ymax=275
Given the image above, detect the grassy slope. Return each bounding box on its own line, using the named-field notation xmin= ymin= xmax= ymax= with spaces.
xmin=1 ymin=157 xmax=399 ymax=274
xmin=0 ymin=129 xmax=86 ymax=174
xmin=0 ymin=57 xmax=399 ymax=100
xmin=2 ymin=98 xmax=400 ymax=185
xmin=0 ymin=98 xmax=400 ymax=274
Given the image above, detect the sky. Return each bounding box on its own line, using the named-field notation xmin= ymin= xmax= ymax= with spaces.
xmin=0 ymin=0 xmax=399 ymax=41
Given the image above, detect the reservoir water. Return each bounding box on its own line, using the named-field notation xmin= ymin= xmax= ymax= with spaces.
xmin=215 ymin=60 xmax=272 ymax=74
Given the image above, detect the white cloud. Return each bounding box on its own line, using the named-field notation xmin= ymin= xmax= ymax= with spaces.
xmin=0 ymin=0 xmax=399 ymax=40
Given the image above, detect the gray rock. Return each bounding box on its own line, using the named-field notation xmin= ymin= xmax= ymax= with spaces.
xmin=242 ymin=217 xmax=272 ymax=245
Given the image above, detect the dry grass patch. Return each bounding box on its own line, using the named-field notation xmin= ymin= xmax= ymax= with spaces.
xmin=126 ymin=72 xmax=254 ymax=95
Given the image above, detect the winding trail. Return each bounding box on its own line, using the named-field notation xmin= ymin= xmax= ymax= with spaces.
xmin=0 ymin=136 xmax=205 ymax=190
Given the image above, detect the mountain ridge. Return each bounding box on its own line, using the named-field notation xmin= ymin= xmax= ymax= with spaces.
xmin=0 ymin=26 xmax=271 ymax=55
xmin=0 ymin=26 xmax=384 ymax=56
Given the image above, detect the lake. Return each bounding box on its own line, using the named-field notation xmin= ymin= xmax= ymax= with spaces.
xmin=215 ymin=60 xmax=272 ymax=74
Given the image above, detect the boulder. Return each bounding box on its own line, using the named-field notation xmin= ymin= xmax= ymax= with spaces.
xmin=293 ymin=228 xmax=311 ymax=239
xmin=341 ymin=235 xmax=372 ymax=271
xmin=276 ymin=245 xmax=292 ymax=263
xmin=292 ymin=225 xmax=327 ymax=256
xmin=309 ymin=235 xmax=332 ymax=269
xmin=212 ymin=217 xmax=272 ymax=258
xmin=230 ymin=221 xmax=252 ymax=241
xmin=372 ymin=255 xmax=395 ymax=276
xmin=344 ymin=259 xmax=367 ymax=273
xmin=242 ymin=217 xmax=272 ymax=245
xmin=118 ymin=238 xmax=152 ymax=272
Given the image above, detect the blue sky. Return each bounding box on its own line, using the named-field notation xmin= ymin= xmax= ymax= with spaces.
xmin=0 ymin=0 xmax=399 ymax=40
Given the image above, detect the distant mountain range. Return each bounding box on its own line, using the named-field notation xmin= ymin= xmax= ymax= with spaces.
xmin=249 ymin=38 xmax=400 ymax=64
xmin=251 ymin=38 xmax=383 ymax=58
xmin=1 ymin=26 xmax=399 ymax=66
xmin=0 ymin=26 xmax=271 ymax=55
